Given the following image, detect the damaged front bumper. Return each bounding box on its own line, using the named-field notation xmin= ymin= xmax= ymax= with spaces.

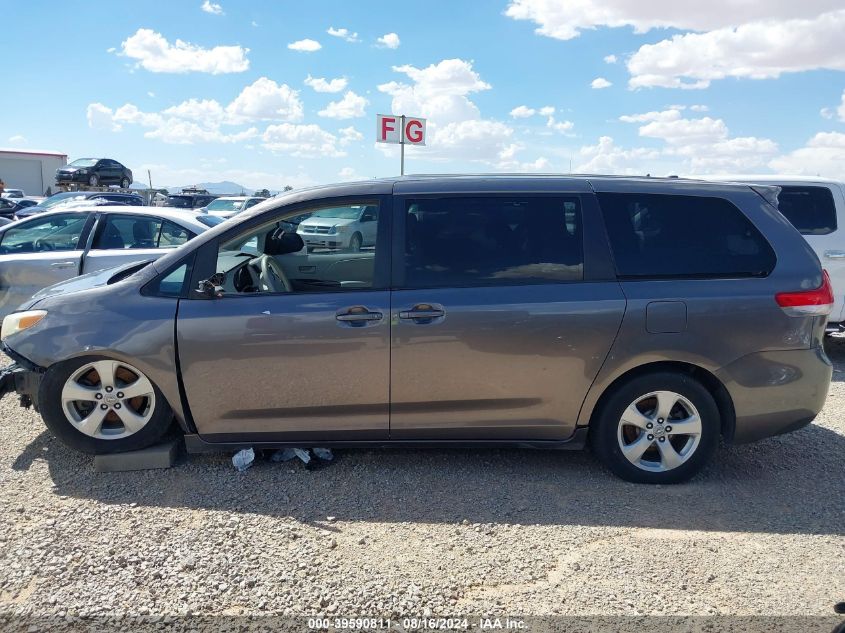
xmin=0 ymin=346 xmax=44 ymax=410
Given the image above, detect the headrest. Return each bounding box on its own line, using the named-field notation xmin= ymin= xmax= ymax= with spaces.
xmin=264 ymin=226 xmax=304 ymax=255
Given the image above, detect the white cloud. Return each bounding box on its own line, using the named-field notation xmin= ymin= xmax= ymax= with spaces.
xmin=689 ymin=104 xmax=709 ymax=112
xmin=378 ymin=59 xmax=491 ymax=125
xmin=304 ymin=74 xmax=348 ymax=93
xmin=538 ymin=106 xmax=555 ymax=116
xmin=318 ymin=91 xmax=368 ymax=119
xmin=591 ymin=77 xmax=612 ymax=89
xmin=119 ymin=28 xmax=249 ymax=74
xmin=287 ymin=39 xmax=321 ymax=53
xmin=261 ymin=124 xmax=345 ymax=157
xmin=504 ymin=0 xmax=843 ymax=40
xmin=7 ymin=135 xmax=26 ymax=145
xmin=376 ymin=33 xmax=401 ymax=49
xmin=575 ymin=136 xmax=662 ymax=174
xmin=770 ymin=131 xmax=845 ymax=179
xmin=147 ymin=91 xmax=156 ymax=98
xmin=87 ymin=103 xmax=123 ymax=131
xmin=627 ymin=10 xmax=845 ymax=89
xmin=226 ymin=77 xmax=303 ymax=122
xmin=339 ymin=126 xmax=364 ymax=145
xmin=88 ymin=77 xmax=304 ymax=144
xmin=546 ymin=116 xmax=574 ymax=133
xmin=604 ymin=54 xmax=618 ymax=64
xmin=618 ymin=107 xmax=779 ymax=172
xmin=201 ymin=0 xmax=223 ymax=15
xmin=821 ymin=107 xmax=834 ymax=120
xmin=327 ymin=27 xmax=360 ymax=42
xmin=510 ymin=106 xmax=536 ymax=118
xmin=338 ymin=167 xmax=362 ymax=180
xmin=837 ymin=90 xmax=845 ymax=121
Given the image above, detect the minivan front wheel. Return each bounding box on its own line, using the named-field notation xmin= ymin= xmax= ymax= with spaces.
xmin=39 ymin=356 xmax=173 ymax=454
xmin=590 ymin=372 xmax=720 ymax=484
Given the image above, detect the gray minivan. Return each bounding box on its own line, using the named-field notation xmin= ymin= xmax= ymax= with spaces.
xmin=0 ymin=176 xmax=833 ymax=483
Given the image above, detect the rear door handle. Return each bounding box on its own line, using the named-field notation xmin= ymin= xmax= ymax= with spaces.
xmin=399 ymin=304 xmax=446 ymax=321
xmin=824 ymin=250 xmax=845 ymax=260
xmin=336 ymin=306 xmax=384 ymax=325
xmin=50 ymin=261 xmax=77 ymax=269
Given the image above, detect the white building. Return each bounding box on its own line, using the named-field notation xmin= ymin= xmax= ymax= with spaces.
xmin=0 ymin=148 xmax=67 ymax=196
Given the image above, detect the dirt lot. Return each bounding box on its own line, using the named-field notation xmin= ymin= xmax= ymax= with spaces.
xmin=0 ymin=340 xmax=843 ymax=630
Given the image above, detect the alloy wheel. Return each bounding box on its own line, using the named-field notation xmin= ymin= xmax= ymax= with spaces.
xmin=60 ymin=360 xmax=156 ymax=440
xmin=617 ymin=390 xmax=702 ymax=472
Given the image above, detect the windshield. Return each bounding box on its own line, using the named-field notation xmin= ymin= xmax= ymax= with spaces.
xmin=206 ymin=199 xmax=244 ymax=212
xmin=40 ymin=192 xmax=88 ymax=209
xmin=196 ymin=215 xmax=226 ymax=228
xmin=311 ymin=206 xmax=363 ymax=220
xmin=69 ymin=158 xmax=97 ymax=167
xmin=166 ymin=196 xmax=193 ymax=208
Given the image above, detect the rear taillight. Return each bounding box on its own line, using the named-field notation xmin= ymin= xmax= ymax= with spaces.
xmin=775 ymin=270 xmax=834 ymax=316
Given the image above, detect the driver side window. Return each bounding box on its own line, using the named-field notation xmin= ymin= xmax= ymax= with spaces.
xmin=215 ymin=201 xmax=381 ymax=295
xmin=0 ymin=213 xmax=88 ymax=253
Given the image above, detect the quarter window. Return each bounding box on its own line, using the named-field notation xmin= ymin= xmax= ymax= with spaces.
xmin=597 ymin=193 xmax=776 ymax=279
xmin=403 ymin=197 xmax=584 ymax=288
xmin=776 ymin=186 xmax=837 ymax=235
xmin=93 ymin=215 xmax=193 ymax=250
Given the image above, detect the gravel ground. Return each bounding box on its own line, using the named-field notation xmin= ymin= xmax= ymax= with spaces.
xmin=0 ymin=341 xmax=844 ymax=630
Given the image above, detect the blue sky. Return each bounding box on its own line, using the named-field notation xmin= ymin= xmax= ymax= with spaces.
xmin=2 ymin=0 xmax=844 ymax=190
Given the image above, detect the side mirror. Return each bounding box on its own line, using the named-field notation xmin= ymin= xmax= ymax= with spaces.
xmin=194 ymin=272 xmax=225 ymax=299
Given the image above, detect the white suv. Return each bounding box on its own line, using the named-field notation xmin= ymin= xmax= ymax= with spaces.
xmin=706 ymin=175 xmax=845 ymax=331
xmin=296 ymin=204 xmax=378 ymax=251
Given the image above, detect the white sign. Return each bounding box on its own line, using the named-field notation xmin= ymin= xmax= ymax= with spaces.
xmin=376 ymin=114 xmax=426 ymax=146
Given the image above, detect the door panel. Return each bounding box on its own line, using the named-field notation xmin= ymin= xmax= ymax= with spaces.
xmin=82 ymin=248 xmax=167 ymax=274
xmin=390 ymin=284 xmax=625 ymax=440
xmin=177 ymin=291 xmax=390 ymax=440
xmin=0 ymin=251 xmax=83 ymax=319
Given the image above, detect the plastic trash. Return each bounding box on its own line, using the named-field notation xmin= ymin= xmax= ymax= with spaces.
xmin=293 ymin=448 xmax=311 ymax=464
xmin=271 ymin=448 xmax=298 ymax=462
xmin=313 ymin=448 xmax=334 ymax=462
xmin=232 ymin=448 xmax=255 ymax=472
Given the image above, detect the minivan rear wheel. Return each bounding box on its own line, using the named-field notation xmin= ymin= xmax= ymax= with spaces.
xmin=39 ymin=356 xmax=173 ymax=455
xmin=590 ymin=372 xmax=720 ymax=484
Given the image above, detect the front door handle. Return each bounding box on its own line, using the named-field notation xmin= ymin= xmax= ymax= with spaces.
xmin=399 ymin=303 xmax=446 ymax=322
xmin=336 ymin=306 xmax=384 ymax=325
xmin=50 ymin=261 xmax=77 ymax=269
xmin=824 ymin=250 xmax=845 ymax=260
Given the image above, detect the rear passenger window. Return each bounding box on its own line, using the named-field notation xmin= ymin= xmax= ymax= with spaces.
xmin=403 ymin=197 xmax=583 ymax=288
xmin=598 ymin=193 xmax=775 ymax=279
xmin=776 ymin=186 xmax=837 ymax=235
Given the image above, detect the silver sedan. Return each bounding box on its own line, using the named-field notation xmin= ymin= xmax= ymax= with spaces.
xmin=0 ymin=206 xmax=221 ymax=321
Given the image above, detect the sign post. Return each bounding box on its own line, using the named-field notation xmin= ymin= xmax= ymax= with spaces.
xmin=377 ymin=113 xmax=426 ymax=175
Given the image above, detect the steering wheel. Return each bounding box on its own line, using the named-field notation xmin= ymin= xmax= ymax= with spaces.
xmin=256 ymin=255 xmax=293 ymax=293
xmin=34 ymin=240 xmax=54 ymax=251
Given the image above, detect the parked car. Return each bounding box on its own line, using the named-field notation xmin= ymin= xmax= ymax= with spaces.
xmin=55 ymin=158 xmax=133 ymax=188
xmin=13 ymin=199 xmax=41 ymax=210
xmin=0 ymin=176 xmax=832 ymax=484
xmin=704 ymin=176 xmax=845 ymax=333
xmin=0 ymin=197 xmax=24 ymax=219
xmin=0 ymin=206 xmax=214 ymax=321
xmin=165 ymin=193 xmax=219 ymax=210
xmin=1 ymin=189 xmax=25 ymax=199
xmin=296 ymin=203 xmax=379 ymax=251
xmin=16 ymin=191 xmax=144 ymax=219
xmin=202 ymin=196 xmax=266 ymax=218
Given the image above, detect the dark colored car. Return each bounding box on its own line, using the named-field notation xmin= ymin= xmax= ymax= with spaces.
xmin=0 ymin=197 xmax=24 ymax=219
xmin=0 ymin=175 xmax=833 ymax=484
xmin=16 ymin=192 xmax=144 ymax=219
xmin=165 ymin=194 xmax=219 ymax=210
xmin=56 ymin=158 xmax=133 ymax=188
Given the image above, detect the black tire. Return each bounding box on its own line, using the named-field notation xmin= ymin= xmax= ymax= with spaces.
xmin=348 ymin=232 xmax=362 ymax=252
xmin=589 ymin=371 xmax=720 ymax=484
xmin=88 ymin=174 xmax=99 ymax=187
xmin=38 ymin=356 xmax=173 ymax=455
xmin=120 ymin=177 xmax=130 ymax=189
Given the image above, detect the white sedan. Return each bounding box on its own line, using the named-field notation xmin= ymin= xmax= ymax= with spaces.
xmin=0 ymin=206 xmax=222 ymax=321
